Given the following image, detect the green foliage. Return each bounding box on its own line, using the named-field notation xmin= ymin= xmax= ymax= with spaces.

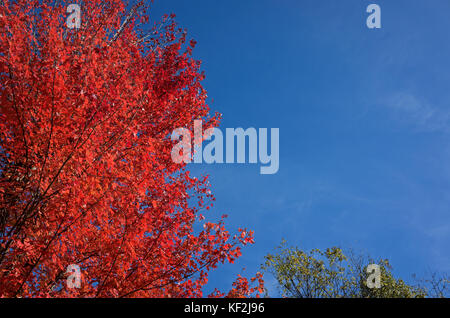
xmin=262 ymin=241 xmax=427 ymax=298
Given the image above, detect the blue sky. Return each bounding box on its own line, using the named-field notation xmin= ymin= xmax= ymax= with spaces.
xmin=150 ymin=0 xmax=450 ymax=295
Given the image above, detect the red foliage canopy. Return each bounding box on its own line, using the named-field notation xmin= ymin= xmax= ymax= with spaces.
xmin=0 ymin=0 xmax=263 ymax=297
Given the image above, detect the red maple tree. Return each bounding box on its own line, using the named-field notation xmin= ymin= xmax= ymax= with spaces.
xmin=0 ymin=0 xmax=263 ymax=297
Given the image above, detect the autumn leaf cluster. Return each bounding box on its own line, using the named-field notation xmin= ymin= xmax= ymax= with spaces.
xmin=0 ymin=0 xmax=261 ymax=298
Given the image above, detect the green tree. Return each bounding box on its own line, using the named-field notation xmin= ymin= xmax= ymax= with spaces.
xmin=262 ymin=241 xmax=426 ymax=298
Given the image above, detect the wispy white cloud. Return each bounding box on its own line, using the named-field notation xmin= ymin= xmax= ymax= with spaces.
xmin=385 ymin=92 xmax=450 ymax=133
